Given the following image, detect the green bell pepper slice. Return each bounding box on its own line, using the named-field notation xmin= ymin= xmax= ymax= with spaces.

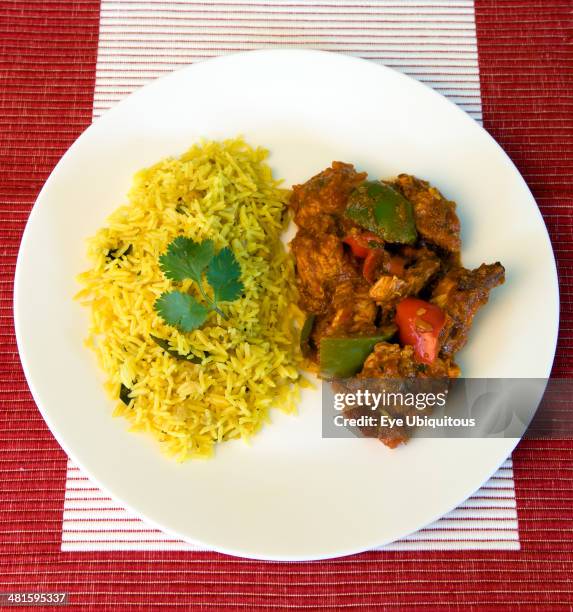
xmin=319 ymin=327 xmax=397 ymax=379
xmin=300 ymin=314 xmax=316 ymax=357
xmin=345 ymin=181 xmax=417 ymax=244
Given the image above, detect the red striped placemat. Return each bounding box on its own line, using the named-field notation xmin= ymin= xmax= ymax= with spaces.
xmin=1 ymin=0 xmax=572 ymax=608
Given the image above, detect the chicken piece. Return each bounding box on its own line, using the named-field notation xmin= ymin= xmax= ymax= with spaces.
xmin=431 ymin=262 xmax=505 ymax=358
xmin=368 ymin=275 xmax=408 ymax=304
xmin=332 ymin=278 xmax=378 ymax=335
xmin=349 ymin=342 xmax=458 ymax=448
xmin=310 ymin=278 xmax=378 ymax=351
xmin=393 ymin=174 xmax=461 ymax=254
xmin=400 ymin=246 xmax=442 ymax=294
xmin=290 ymin=162 xmax=367 ymax=232
xmin=290 ymin=230 xmax=356 ymax=314
xmin=369 ymin=246 xmax=440 ymax=305
xmin=359 ymin=342 xmax=458 ymax=379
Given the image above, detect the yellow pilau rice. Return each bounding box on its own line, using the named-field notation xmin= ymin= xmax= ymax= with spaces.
xmin=76 ymin=138 xmax=303 ymax=460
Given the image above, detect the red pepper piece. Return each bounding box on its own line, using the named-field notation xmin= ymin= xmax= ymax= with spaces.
xmin=343 ymin=232 xmax=384 ymax=259
xmin=363 ymin=249 xmax=386 ymax=283
xmin=387 ymin=255 xmax=406 ymax=277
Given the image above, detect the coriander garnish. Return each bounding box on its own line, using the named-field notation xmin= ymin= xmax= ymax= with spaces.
xmin=154 ymin=237 xmax=243 ymax=333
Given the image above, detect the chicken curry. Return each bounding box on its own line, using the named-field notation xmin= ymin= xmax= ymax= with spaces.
xmin=289 ymin=162 xmax=505 ymax=447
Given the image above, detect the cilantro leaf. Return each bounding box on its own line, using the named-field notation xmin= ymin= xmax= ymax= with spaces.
xmin=206 ymin=247 xmax=244 ymax=303
xmin=159 ymin=237 xmax=215 ymax=284
xmin=154 ymin=291 xmax=209 ymax=332
xmin=155 ymin=237 xmax=243 ymax=329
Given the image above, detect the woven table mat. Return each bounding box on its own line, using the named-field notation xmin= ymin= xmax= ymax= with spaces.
xmin=0 ymin=0 xmax=572 ymax=609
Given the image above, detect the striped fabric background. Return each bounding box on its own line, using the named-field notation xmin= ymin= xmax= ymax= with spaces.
xmin=61 ymin=460 xmax=519 ymax=552
xmin=93 ymin=0 xmax=483 ymax=122
xmin=1 ymin=0 xmax=572 ymax=608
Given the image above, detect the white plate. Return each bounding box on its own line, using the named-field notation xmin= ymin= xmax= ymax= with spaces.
xmin=14 ymin=50 xmax=558 ymax=561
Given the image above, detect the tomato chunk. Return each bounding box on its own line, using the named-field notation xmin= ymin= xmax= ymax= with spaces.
xmin=395 ymin=297 xmax=446 ymax=364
